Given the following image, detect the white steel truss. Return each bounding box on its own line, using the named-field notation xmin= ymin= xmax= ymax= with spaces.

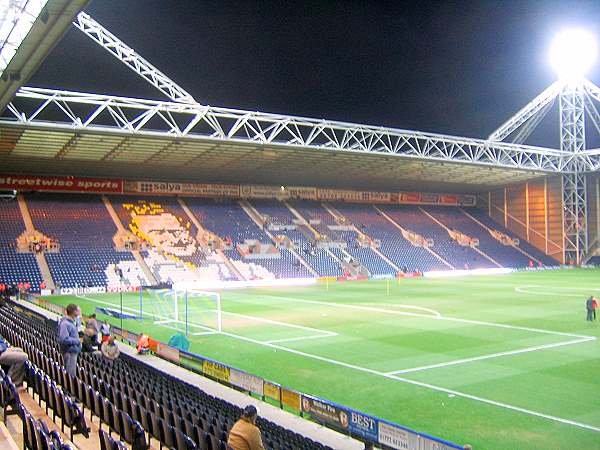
xmin=488 ymin=81 xmax=563 ymax=142
xmin=559 ymin=83 xmax=588 ymax=264
xmin=562 ymin=172 xmax=588 ymax=264
xmin=73 ymin=12 xmax=197 ymax=105
xmin=3 ymin=86 xmax=570 ymax=173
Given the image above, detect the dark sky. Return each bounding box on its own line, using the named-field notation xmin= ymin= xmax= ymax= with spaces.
xmin=29 ymin=0 xmax=600 ymax=147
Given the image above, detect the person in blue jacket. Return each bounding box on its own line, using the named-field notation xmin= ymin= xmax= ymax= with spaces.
xmin=58 ymin=304 xmax=82 ymax=377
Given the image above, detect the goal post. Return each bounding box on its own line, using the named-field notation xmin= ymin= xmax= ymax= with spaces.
xmin=139 ymin=285 xmax=222 ymax=335
xmin=182 ymin=289 xmax=222 ymax=334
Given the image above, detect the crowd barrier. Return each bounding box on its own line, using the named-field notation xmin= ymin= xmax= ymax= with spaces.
xmin=22 ymin=296 xmax=465 ymax=450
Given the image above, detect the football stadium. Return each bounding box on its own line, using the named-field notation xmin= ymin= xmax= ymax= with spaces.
xmin=0 ymin=2 xmax=599 ymax=450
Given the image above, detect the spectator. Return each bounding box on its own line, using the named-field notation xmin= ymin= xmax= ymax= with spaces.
xmin=586 ymin=296 xmax=594 ymax=322
xmin=101 ymin=336 xmax=120 ymax=361
xmin=0 ymin=333 xmax=28 ymax=387
xmin=82 ymin=328 xmax=99 ymax=353
xmin=100 ymin=321 xmax=111 ymax=344
xmin=85 ymin=313 xmax=100 ymax=343
xmin=58 ymin=304 xmax=82 ymax=378
xmin=136 ymin=333 xmax=150 ymax=355
xmin=227 ymin=405 xmax=265 ymax=450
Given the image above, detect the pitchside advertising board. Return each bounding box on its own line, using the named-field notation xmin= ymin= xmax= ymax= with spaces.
xmin=1 ymin=174 xmax=475 ymax=206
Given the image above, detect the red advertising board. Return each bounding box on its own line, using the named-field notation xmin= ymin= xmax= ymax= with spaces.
xmin=0 ymin=175 xmax=123 ymax=193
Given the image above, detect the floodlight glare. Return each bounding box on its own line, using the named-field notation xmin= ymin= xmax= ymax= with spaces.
xmin=549 ymin=29 xmax=597 ymax=80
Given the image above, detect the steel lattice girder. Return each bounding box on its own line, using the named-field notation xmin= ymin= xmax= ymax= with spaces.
xmin=562 ymin=172 xmax=588 ymax=264
xmin=488 ymin=81 xmax=563 ymax=142
xmin=2 ymin=86 xmax=574 ymax=173
xmin=73 ymin=12 xmax=197 ymax=105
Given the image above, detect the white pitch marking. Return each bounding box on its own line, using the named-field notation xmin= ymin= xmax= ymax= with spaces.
xmin=385 ymin=336 xmax=596 ymax=375
xmin=75 ymin=294 xmax=600 ymax=432
xmin=265 ymin=334 xmax=337 ymax=344
xmin=357 ymin=303 xmax=442 ymax=318
xmin=262 ymin=294 xmax=594 ymax=340
xmin=515 ymin=285 xmax=600 ymax=297
xmin=221 ymin=310 xmax=337 ymax=336
xmin=217 ymin=329 xmax=600 ymax=433
xmin=190 ymin=331 xmax=218 ymax=336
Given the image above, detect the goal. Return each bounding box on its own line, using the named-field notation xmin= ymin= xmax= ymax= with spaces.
xmin=141 ymin=287 xmax=222 ymax=335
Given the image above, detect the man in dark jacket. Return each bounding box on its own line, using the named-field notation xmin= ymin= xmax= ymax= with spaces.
xmin=58 ymin=304 xmax=82 ymax=377
xmin=0 ymin=334 xmax=28 ymax=386
xmin=586 ymin=297 xmax=595 ymax=321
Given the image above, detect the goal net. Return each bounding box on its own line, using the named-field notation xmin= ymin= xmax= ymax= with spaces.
xmin=140 ymin=287 xmax=222 ymax=335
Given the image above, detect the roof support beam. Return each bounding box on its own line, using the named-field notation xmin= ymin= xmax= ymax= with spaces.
xmin=1 ymin=86 xmax=570 ymax=173
xmin=73 ymin=12 xmax=197 ymax=105
xmin=488 ymin=81 xmax=562 ymax=141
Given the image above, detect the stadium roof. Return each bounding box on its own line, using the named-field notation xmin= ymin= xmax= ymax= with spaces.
xmin=1 ymin=6 xmax=599 ymax=194
xmin=0 ymin=120 xmax=549 ymax=193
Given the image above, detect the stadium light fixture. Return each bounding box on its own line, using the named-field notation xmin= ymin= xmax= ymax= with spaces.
xmin=549 ymin=29 xmax=597 ymax=80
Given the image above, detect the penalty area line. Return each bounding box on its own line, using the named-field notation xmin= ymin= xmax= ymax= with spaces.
xmin=385 ymin=336 xmax=596 ymax=375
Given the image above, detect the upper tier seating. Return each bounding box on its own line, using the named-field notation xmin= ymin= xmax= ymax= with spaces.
xmin=27 ymin=194 xmax=139 ymax=289
xmin=333 ymin=203 xmax=446 ymax=272
xmin=0 ymin=200 xmax=43 ymax=291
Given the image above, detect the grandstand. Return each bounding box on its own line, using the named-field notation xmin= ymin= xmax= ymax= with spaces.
xmin=1 ymin=2 xmax=600 ymax=450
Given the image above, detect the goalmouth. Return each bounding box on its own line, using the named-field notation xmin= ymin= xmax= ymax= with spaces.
xmin=141 ymin=285 xmax=222 ymax=335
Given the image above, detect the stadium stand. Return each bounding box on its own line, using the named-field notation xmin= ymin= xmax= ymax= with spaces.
xmin=250 ymin=199 xmax=343 ymax=276
xmin=183 ymin=197 xmax=312 ymax=279
xmin=333 ymin=203 xmax=447 ymax=272
xmin=0 ymin=199 xmax=43 ymax=292
xmin=0 ymin=194 xmax=561 ymax=296
xmin=587 ymin=255 xmax=600 ymax=265
xmin=26 ymin=194 xmax=142 ymax=289
xmin=422 ymin=206 xmax=527 ymax=267
xmin=289 ymin=200 xmax=397 ymax=276
xmin=111 ymin=196 xmax=239 ymax=284
xmin=464 ymin=208 xmax=558 ymax=266
xmin=378 ymin=204 xmax=486 ymax=270
xmin=0 ymin=303 xmax=336 ymax=450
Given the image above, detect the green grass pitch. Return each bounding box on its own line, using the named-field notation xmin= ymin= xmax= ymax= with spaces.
xmin=43 ymin=269 xmax=600 ymax=450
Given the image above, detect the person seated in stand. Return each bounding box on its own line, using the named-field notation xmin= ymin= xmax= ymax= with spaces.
xmin=136 ymin=333 xmax=150 ymax=355
xmin=101 ymin=336 xmax=120 ymax=361
xmin=100 ymin=321 xmax=111 ymax=344
xmin=82 ymin=327 xmax=100 ymax=353
xmin=227 ymin=405 xmax=265 ymax=450
xmin=0 ymin=333 xmax=28 ymax=388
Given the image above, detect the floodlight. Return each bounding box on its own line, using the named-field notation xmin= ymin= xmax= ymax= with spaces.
xmin=549 ymin=29 xmax=597 ymax=80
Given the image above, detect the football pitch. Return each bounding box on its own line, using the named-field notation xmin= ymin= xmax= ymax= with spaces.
xmin=43 ymin=269 xmax=600 ymax=450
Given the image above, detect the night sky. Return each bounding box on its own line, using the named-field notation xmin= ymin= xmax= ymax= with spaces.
xmin=29 ymin=0 xmax=600 ymax=148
